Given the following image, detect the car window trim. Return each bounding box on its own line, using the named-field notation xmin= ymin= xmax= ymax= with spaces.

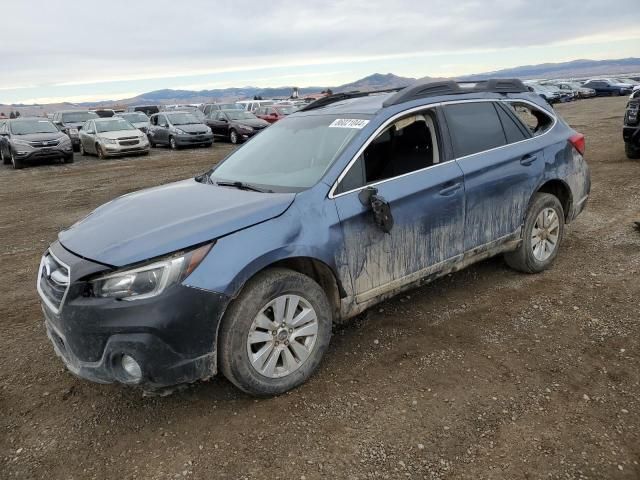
xmin=328 ymin=98 xmax=557 ymax=199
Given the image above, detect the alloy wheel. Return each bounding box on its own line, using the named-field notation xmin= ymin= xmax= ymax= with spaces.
xmin=246 ymin=294 xmax=319 ymax=379
xmin=230 ymin=130 xmax=238 ymax=144
xmin=531 ymin=208 xmax=560 ymax=261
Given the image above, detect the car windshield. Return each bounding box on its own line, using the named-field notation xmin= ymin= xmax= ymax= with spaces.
xmin=166 ymin=113 xmax=200 ymax=125
xmin=210 ymin=114 xmax=367 ymax=192
xmin=11 ymin=119 xmax=59 ymax=135
xmin=220 ymin=103 xmax=243 ymax=110
xmin=61 ymin=111 xmax=98 ymax=123
xmin=226 ymin=111 xmax=258 ymax=120
xmin=121 ymin=113 xmax=148 ymax=123
xmin=96 ymin=119 xmax=136 ymax=133
xmin=275 ymin=106 xmax=295 ymax=115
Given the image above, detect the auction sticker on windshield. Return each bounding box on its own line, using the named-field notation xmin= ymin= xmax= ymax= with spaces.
xmin=329 ymin=119 xmax=370 ymax=129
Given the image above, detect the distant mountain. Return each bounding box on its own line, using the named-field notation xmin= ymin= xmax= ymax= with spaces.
xmin=334 ymin=73 xmax=416 ymax=92
xmin=459 ymin=57 xmax=640 ymax=81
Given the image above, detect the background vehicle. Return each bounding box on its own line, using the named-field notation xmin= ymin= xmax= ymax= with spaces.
xmin=582 ymin=79 xmax=633 ymax=96
xmin=544 ymin=81 xmax=596 ymax=98
xmin=255 ymin=105 xmax=296 ymax=123
xmin=204 ymin=109 xmax=269 ymax=144
xmin=126 ymin=105 xmax=160 ymax=116
xmin=0 ymin=118 xmax=73 ymax=168
xmin=91 ymin=109 xmax=116 ymax=118
xmin=624 ymin=90 xmax=640 ymax=159
xmin=39 ymin=79 xmax=589 ymax=396
xmin=201 ymin=103 xmax=244 ymax=116
xmin=117 ymin=112 xmax=151 ymax=133
xmin=78 ymin=117 xmax=149 ymax=158
xmin=525 ymin=83 xmax=561 ymax=104
xmin=148 ymin=112 xmax=213 ymax=149
xmin=52 ymin=110 xmax=99 ymax=150
xmin=235 ymin=100 xmax=274 ymax=113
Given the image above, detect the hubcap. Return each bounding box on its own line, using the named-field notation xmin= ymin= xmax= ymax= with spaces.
xmin=246 ymin=294 xmax=318 ymax=379
xmin=531 ymin=208 xmax=560 ymax=261
xmin=231 ymin=131 xmax=237 ymax=143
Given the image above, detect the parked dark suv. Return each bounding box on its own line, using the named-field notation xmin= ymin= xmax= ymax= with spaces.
xmin=38 ymin=79 xmax=590 ymax=396
xmin=0 ymin=118 xmax=73 ymax=169
xmin=623 ymin=90 xmax=640 ymax=159
xmin=581 ymin=79 xmax=633 ymax=97
xmin=52 ymin=110 xmax=99 ymax=150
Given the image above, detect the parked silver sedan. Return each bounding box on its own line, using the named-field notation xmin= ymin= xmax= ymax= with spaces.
xmin=79 ymin=118 xmax=150 ymax=158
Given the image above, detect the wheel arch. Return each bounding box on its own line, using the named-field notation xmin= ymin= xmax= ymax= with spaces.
xmin=534 ymin=178 xmax=573 ymax=221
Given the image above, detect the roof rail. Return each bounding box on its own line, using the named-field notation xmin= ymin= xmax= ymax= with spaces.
xmin=382 ymin=78 xmax=528 ymax=107
xmin=299 ymin=88 xmax=404 ymax=112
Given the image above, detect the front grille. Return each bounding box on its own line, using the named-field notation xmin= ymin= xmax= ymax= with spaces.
xmin=30 ymin=139 xmax=60 ymax=148
xmin=38 ymin=251 xmax=70 ymax=313
xmin=189 ymin=131 xmax=207 ymax=135
xmin=119 ymin=139 xmax=139 ymax=146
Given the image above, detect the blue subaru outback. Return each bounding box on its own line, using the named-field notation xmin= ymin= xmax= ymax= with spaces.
xmin=38 ymin=79 xmax=590 ymax=396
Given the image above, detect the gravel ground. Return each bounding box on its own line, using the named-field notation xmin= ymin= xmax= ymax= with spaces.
xmin=1 ymin=97 xmax=639 ymax=479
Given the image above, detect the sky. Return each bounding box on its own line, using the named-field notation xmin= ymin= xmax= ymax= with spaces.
xmin=1 ymin=0 xmax=639 ymax=104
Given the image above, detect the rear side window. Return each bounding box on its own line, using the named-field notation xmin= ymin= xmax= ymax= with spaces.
xmin=444 ymin=102 xmax=506 ymax=157
xmin=505 ymin=102 xmax=554 ymax=137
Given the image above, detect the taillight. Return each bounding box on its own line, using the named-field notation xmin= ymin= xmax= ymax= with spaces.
xmin=569 ymin=133 xmax=585 ymax=156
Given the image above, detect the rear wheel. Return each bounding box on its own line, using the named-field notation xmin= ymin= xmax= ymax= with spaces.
xmin=504 ymin=193 xmax=564 ymax=273
xmin=219 ymin=268 xmax=332 ymax=396
xmin=625 ymin=142 xmax=640 ymax=160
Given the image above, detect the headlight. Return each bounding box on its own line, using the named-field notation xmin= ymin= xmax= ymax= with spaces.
xmin=91 ymin=244 xmax=212 ymax=301
xmin=205 ymin=127 xmax=212 ymax=134
xmin=13 ymin=139 xmax=32 ymax=147
xmin=101 ymin=137 xmax=117 ymax=144
xmin=174 ymin=128 xmax=186 ymax=134
xmin=239 ymin=125 xmax=254 ymax=132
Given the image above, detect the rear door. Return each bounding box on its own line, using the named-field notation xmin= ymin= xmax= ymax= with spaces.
xmin=333 ymin=108 xmax=466 ymax=302
xmin=443 ymin=101 xmax=545 ymax=251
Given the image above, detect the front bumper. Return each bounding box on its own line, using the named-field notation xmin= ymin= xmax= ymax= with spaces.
xmin=39 ymin=241 xmax=230 ymax=390
xmin=103 ymin=142 xmax=150 ymax=157
xmin=174 ymin=133 xmax=214 ymax=146
xmin=13 ymin=144 xmax=72 ymax=161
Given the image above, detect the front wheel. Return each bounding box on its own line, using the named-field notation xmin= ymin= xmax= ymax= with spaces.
xmin=169 ymin=136 xmax=178 ymax=150
xmin=504 ymin=193 xmax=564 ymax=273
xmin=218 ymin=268 xmax=332 ymax=396
xmin=96 ymin=144 xmax=106 ymax=159
xmin=147 ymin=135 xmax=155 ymax=148
xmin=625 ymin=142 xmax=640 ymax=160
xmin=63 ymin=153 xmax=74 ymax=163
xmin=229 ymin=129 xmax=239 ymax=144
xmin=10 ymin=150 xmax=24 ymax=169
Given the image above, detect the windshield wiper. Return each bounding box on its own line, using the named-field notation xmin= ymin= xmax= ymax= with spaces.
xmin=215 ymin=181 xmax=272 ymax=193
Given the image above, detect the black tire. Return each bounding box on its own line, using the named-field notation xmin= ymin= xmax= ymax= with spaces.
xmin=203 ymin=142 xmax=213 ymax=148
xmin=79 ymin=142 xmax=87 ymax=156
xmin=96 ymin=144 xmax=106 ymax=159
xmin=229 ymin=129 xmax=239 ymax=144
xmin=218 ymin=268 xmax=332 ymax=396
xmin=1 ymin=146 xmax=8 ymax=165
xmin=504 ymin=193 xmax=564 ymax=273
xmin=625 ymin=142 xmax=640 ymax=160
xmin=10 ymin=150 xmax=23 ymax=169
xmin=63 ymin=153 xmax=74 ymax=163
xmin=169 ymin=136 xmax=178 ymax=150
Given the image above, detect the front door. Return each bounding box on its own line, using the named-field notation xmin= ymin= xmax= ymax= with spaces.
xmin=332 ymin=110 xmax=466 ymax=302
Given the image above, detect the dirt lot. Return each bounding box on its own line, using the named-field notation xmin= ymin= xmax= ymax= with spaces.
xmin=1 ymin=97 xmax=639 ymax=480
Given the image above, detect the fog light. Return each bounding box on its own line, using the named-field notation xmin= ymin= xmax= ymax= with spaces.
xmin=121 ymin=354 xmax=142 ymax=381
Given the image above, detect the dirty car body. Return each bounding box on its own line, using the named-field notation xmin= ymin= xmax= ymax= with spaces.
xmin=38 ymin=79 xmax=590 ymax=395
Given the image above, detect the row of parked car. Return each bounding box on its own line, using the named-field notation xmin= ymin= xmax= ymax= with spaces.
xmin=0 ymin=99 xmax=306 ymax=168
xmin=525 ymin=77 xmax=640 ymax=104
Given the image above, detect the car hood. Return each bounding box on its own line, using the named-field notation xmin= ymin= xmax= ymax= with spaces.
xmin=131 ymin=122 xmax=149 ymax=128
xmin=234 ymin=118 xmax=270 ymax=128
xmin=58 ymin=179 xmax=295 ymax=267
xmin=98 ymin=130 xmax=144 ymax=140
xmin=14 ymin=132 xmax=66 ymax=142
xmin=173 ymin=123 xmax=209 ymax=133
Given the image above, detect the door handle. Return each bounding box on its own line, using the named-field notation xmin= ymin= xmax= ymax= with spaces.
xmin=439 ymin=182 xmax=462 ymax=196
xmin=520 ymin=154 xmax=537 ymax=166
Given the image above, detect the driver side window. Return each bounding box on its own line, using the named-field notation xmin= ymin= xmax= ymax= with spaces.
xmin=335 ymin=109 xmax=441 ymax=195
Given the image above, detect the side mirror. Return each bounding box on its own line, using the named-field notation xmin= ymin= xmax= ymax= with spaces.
xmin=358 ymin=186 xmax=394 ymax=233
